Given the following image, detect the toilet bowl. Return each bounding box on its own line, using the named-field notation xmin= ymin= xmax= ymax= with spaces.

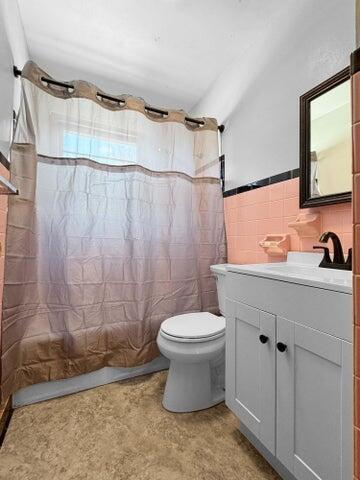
xmin=157 ymin=264 xmax=230 ymax=413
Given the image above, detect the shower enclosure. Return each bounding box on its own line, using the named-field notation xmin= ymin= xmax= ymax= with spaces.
xmin=0 ymin=61 xmax=226 ymax=403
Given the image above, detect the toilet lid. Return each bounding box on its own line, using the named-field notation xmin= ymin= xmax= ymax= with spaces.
xmin=160 ymin=312 xmax=225 ymax=340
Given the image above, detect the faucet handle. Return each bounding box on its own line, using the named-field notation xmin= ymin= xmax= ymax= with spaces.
xmin=317 ymin=231 xmax=345 ymax=264
xmin=313 ymin=245 xmax=332 ymax=267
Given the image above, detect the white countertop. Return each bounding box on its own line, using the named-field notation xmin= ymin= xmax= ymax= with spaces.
xmin=226 ymin=252 xmax=352 ymax=294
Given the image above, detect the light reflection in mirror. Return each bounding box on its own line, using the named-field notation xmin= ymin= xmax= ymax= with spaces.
xmin=309 ymin=79 xmax=351 ymax=198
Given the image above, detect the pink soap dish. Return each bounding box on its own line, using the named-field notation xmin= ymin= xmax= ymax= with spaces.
xmin=288 ymin=213 xmax=320 ymax=238
xmin=259 ymin=234 xmax=290 ymax=257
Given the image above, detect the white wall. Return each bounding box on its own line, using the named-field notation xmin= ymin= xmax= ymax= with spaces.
xmin=35 ymin=57 xmax=185 ymax=112
xmin=0 ymin=0 xmax=190 ymax=113
xmin=0 ymin=0 xmax=29 ymax=111
xmin=192 ymin=0 xmax=356 ymax=191
xmin=0 ymin=3 xmax=13 ymax=159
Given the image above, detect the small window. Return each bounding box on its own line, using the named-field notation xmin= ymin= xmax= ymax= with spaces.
xmin=63 ymin=131 xmax=137 ymax=166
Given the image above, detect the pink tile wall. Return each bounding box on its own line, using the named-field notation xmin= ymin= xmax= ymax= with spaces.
xmin=224 ymin=177 xmax=352 ymax=264
xmin=0 ymin=164 xmax=9 ymax=410
xmin=0 ymin=164 xmax=9 ymax=359
xmin=352 ymin=64 xmax=360 ymax=480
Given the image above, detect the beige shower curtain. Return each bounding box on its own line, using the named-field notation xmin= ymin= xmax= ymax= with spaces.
xmin=0 ymin=62 xmax=226 ymax=401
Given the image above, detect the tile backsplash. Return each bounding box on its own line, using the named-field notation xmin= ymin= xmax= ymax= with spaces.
xmin=352 ymin=60 xmax=360 ymax=480
xmin=224 ymin=177 xmax=352 ymax=264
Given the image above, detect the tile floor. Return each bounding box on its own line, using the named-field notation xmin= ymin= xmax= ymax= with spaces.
xmin=0 ymin=371 xmax=279 ymax=480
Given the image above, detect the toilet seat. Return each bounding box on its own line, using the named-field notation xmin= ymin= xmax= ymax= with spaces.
xmin=160 ymin=312 xmax=225 ymax=343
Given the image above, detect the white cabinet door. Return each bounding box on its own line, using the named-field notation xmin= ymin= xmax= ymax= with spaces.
xmin=276 ymin=317 xmax=352 ymax=480
xmin=226 ymin=299 xmax=276 ymax=454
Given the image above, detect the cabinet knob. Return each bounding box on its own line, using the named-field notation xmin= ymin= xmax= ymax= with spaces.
xmin=259 ymin=334 xmax=269 ymax=344
xmin=276 ymin=342 xmax=287 ymax=353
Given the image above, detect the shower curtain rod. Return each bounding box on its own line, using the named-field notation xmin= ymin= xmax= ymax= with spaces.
xmin=13 ymin=66 xmax=225 ymax=132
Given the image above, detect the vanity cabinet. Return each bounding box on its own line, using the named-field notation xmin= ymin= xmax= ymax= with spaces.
xmin=226 ymin=271 xmax=352 ymax=480
xmin=276 ymin=318 xmax=352 ymax=480
xmin=226 ymin=301 xmax=276 ymax=454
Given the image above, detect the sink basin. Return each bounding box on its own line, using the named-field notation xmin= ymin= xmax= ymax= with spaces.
xmin=227 ymin=252 xmax=352 ymax=294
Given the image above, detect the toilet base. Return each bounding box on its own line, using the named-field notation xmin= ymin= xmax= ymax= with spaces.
xmin=157 ymin=329 xmax=225 ymax=413
xmin=162 ymin=360 xmax=224 ymax=413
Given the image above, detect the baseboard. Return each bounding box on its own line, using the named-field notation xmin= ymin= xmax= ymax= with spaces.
xmin=13 ymin=356 xmax=169 ymax=408
xmin=239 ymin=423 xmax=296 ymax=480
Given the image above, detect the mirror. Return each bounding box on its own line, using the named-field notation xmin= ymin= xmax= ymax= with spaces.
xmin=300 ymin=67 xmax=352 ymax=208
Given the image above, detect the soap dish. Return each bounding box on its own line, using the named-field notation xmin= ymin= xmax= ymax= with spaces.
xmin=288 ymin=213 xmax=320 ymax=238
xmin=259 ymin=234 xmax=290 ymax=257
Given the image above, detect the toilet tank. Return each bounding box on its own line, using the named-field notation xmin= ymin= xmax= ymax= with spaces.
xmin=210 ymin=264 xmax=232 ymax=316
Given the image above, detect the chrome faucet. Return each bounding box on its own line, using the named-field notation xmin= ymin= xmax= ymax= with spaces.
xmin=313 ymin=231 xmax=352 ymax=271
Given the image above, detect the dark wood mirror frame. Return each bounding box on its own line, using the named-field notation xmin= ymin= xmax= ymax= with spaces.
xmin=300 ymin=67 xmax=351 ymax=208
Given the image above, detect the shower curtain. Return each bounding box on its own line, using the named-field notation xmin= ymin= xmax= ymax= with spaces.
xmin=0 ymin=62 xmax=226 ymax=401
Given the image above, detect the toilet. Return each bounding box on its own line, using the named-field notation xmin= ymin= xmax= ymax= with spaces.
xmin=157 ymin=264 xmax=229 ymax=412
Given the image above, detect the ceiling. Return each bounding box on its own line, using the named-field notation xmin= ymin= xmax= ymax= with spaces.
xmin=17 ymin=0 xmax=291 ymax=111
